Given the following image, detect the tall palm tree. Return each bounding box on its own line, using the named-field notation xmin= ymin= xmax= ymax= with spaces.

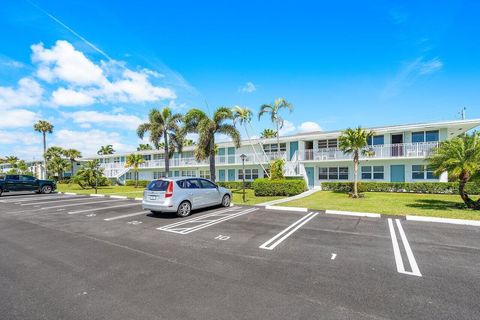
xmin=183 ymin=139 xmax=196 ymax=147
xmin=260 ymin=128 xmax=278 ymax=139
xmin=232 ymin=106 xmax=269 ymax=177
xmin=137 ymin=144 xmax=153 ymax=151
xmin=338 ymin=127 xmax=375 ymax=198
xmin=137 ymin=107 xmax=183 ymax=177
xmin=63 ymin=148 xmax=82 ymax=177
xmin=47 ymin=156 xmax=71 ymax=180
xmin=125 ymin=154 xmax=145 ymax=187
xmin=258 ymin=98 xmax=293 ymax=157
xmin=184 ymin=107 xmax=241 ymax=182
xmin=97 ymin=145 xmax=115 ymax=155
xmin=6 ymin=156 xmax=19 ymax=164
xmin=428 ymin=132 xmax=480 ymax=209
xmin=33 ymin=120 xmax=54 ymax=178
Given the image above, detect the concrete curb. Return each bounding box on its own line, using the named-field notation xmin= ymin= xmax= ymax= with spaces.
xmin=90 ymin=194 xmax=105 ymax=197
xmin=134 ymin=198 xmax=143 ymax=201
xmin=110 ymin=195 xmax=128 ymax=199
xmin=256 ymin=188 xmax=321 ymax=207
xmin=406 ymin=215 xmax=480 ymax=226
xmin=265 ymin=205 xmax=308 ymax=212
xmin=325 ymin=210 xmax=381 ymax=218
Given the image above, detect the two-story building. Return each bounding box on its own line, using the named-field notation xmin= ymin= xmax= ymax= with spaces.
xmin=78 ymin=119 xmax=480 ymax=188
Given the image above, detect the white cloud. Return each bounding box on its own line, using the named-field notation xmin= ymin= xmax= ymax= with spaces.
xmin=0 ymin=77 xmax=43 ymax=109
xmin=279 ymin=120 xmax=296 ymax=135
xmin=419 ymin=58 xmax=443 ymax=75
xmin=0 ymin=131 xmax=40 ymax=145
xmin=298 ymin=121 xmax=322 ymax=133
xmin=63 ymin=110 xmax=143 ymax=130
xmin=53 ymin=129 xmax=135 ymax=156
xmin=51 ymin=88 xmax=95 ymax=106
xmin=10 ymin=145 xmax=44 ymax=160
xmin=238 ymin=81 xmax=257 ymax=93
xmin=0 ymin=109 xmax=38 ymax=128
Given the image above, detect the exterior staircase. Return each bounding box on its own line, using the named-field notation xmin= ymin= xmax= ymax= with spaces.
xmin=284 ymin=151 xmax=310 ymax=188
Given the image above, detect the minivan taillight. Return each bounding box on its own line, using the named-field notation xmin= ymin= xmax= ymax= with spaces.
xmin=165 ymin=181 xmax=173 ymax=198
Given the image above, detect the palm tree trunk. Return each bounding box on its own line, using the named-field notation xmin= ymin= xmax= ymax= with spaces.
xmin=43 ymin=132 xmax=47 ymax=179
xmin=276 ymin=121 xmax=281 ymax=159
xmin=135 ymin=169 xmax=138 ymax=188
xmin=209 ymin=139 xmax=216 ymax=182
xmin=353 ymin=152 xmax=359 ymax=198
xmin=164 ymin=131 xmax=170 ymax=177
xmin=459 ymin=175 xmax=477 ymax=209
xmin=71 ymin=159 xmax=74 ymax=177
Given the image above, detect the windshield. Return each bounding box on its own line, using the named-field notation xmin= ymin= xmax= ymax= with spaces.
xmin=147 ymin=180 xmax=170 ymax=191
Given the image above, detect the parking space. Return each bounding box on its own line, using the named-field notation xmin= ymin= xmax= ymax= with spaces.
xmin=1 ymin=193 xmax=479 ymax=319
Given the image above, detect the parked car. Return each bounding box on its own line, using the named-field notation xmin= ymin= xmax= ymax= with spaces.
xmin=142 ymin=177 xmax=232 ymax=217
xmin=0 ymin=174 xmax=56 ymax=196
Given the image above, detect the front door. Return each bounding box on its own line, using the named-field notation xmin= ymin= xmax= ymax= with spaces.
xmin=390 ymin=165 xmax=405 ymax=182
xmin=305 ymin=167 xmax=315 ymax=188
xmin=227 ymin=169 xmax=235 ymax=181
xmin=227 ymin=147 xmax=235 ymax=164
xmin=218 ymin=169 xmax=226 ymax=181
xmin=289 ymin=141 xmax=299 ymax=160
xmin=391 ymin=134 xmax=404 ymax=156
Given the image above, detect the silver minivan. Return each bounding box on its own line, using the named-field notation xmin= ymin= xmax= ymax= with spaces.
xmin=142 ymin=177 xmax=232 ymax=217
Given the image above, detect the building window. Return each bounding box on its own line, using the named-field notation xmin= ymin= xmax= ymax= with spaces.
xmin=199 ymin=170 xmax=210 ymax=179
xmin=318 ymin=139 xmax=338 ymax=149
xmin=181 ymin=170 xmax=197 ymax=177
xmin=153 ymin=154 xmax=165 ymax=160
xmin=125 ymin=172 xmax=132 ymax=180
xmin=319 ymin=167 xmax=348 ymax=180
xmin=412 ymin=165 xmax=435 ymax=180
xmin=153 ymin=171 xmax=166 ymax=179
xmin=361 ymin=166 xmax=384 ymax=179
xmin=263 ymin=143 xmax=286 ymax=153
xmin=412 ymin=130 xmax=439 ymax=143
xmin=367 ymin=135 xmax=385 ymax=146
xmin=238 ymin=169 xmax=259 ymax=180
xmin=113 ymin=157 xmax=120 ymax=164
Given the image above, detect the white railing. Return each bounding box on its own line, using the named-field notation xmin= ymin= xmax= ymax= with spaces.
xmin=99 ymin=152 xmax=288 ymax=171
xmin=299 ymin=142 xmax=439 ymax=161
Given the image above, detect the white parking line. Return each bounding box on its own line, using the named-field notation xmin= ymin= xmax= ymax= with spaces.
xmin=387 ymin=218 xmax=422 ymax=277
xmin=39 ymin=199 xmax=125 ymax=210
xmin=259 ymin=211 xmax=320 ymax=250
xmin=104 ymin=211 xmax=147 ymax=221
xmin=157 ymin=207 xmax=257 ymax=234
xmin=20 ymin=196 xmax=93 ymax=206
xmin=68 ymin=202 xmax=140 ymax=214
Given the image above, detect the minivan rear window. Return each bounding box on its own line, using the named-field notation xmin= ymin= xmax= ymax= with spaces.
xmin=147 ymin=180 xmax=170 ymax=191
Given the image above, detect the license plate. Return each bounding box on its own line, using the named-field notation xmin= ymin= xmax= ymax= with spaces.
xmin=149 ymin=195 xmax=157 ymax=200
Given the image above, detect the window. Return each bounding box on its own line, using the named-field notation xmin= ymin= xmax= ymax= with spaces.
xmin=113 ymin=157 xmax=120 ymax=164
xmin=412 ymin=130 xmax=439 ymax=143
xmin=125 ymin=172 xmax=132 ymax=180
xmin=319 ymin=167 xmax=348 ymax=180
xmin=200 ymin=179 xmax=217 ymax=189
xmin=361 ymin=166 xmax=384 ymax=179
xmin=153 ymin=171 xmax=166 ymax=179
xmin=181 ymin=170 xmax=196 ymax=177
xmin=263 ymin=143 xmax=286 ymax=153
xmin=238 ymin=169 xmax=259 ymax=180
xmin=186 ymin=178 xmax=201 ymax=188
xmin=6 ymin=175 xmax=19 ymax=180
xmin=21 ymin=175 xmax=36 ymax=181
xmin=153 ymin=154 xmax=165 ymax=160
xmin=367 ymin=135 xmax=385 ymax=146
xmin=318 ymin=139 xmax=338 ymax=149
xmin=147 ymin=180 xmax=169 ymax=191
xmin=143 ymin=155 xmax=151 ymax=161
xmin=412 ymin=165 xmax=435 ymax=179
xmin=199 ymin=170 xmax=210 ymax=179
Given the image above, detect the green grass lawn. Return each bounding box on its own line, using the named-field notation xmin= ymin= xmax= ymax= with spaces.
xmin=57 ymin=184 xmax=283 ymax=205
xmin=282 ymin=191 xmax=480 ymax=220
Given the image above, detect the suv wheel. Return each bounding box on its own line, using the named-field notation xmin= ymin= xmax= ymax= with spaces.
xmin=177 ymin=201 xmax=191 ymax=217
xmin=0 ymin=188 xmax=2 ymax=197
xmin=41 ymin=185 xmax=53 ymax=194
xmin=221 ymin=194 xmax=231 ymax=207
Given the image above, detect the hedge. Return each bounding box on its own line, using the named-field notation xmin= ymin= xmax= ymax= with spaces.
xmin=125 ymin=179 xmax=150 ymax=187
xmin=321 ymin=182 xmax=480 ymax=195
xmin=253 ymin=178 xmax=307 ymax=196
xmin=217 ymin=181 xmax=253 ymax=189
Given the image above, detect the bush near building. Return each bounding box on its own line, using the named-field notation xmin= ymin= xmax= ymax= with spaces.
xmin=253 ymin=178 xmax=307 ymax=196
xmin=125 ymin=180 xmax=150 ymax=187
xmin=321 ymin=181 xmax=480 ymax=195
xmin=217 ymin=181 xmax=253 ymax=189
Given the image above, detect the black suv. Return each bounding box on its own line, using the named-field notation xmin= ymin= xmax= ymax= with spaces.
xmin=0 ymin=174 xmax=56 ymax=196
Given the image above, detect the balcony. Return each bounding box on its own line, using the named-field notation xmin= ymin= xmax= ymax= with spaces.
xmin=298 ymin=142 xmax=439 ymax=161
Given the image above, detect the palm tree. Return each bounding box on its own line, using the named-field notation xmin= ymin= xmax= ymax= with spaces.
xmin=137 ymin=144 xmax=153 ymax=151
xmin=33 ymin=120 xmax=54 ymax=178
xmin=125 ymin=154 xmax=145 ymax=187
xmin=184 ymin=107 xmax=241 ymax=182
xmin=258 ymin=98 xmax=293 ymax=157
xmin=47 ymin=156 xmax=71 ymax=180
xmin=428 ymin=132 xmax=480 ymax=209
xmin=6 ymin=156 xmax=19 ymax=164
xmin=183 ymin=139 xmax=196 ymax=147
xmin=260 ymin=128 xmax=278 ymax=139
xmin=63 ymin=148 xmax=82 ymax=177
xmin=338 ymin=127 xmax=375 ymax=198
xmin=137 ymin=107 xmax=183 ymax=177
xmin=97 ymin=145 xmax=115 ymax=155
xmin=72 ymin=160 xmax=104 ymax=191
xmin=232 ymin=106 xmax=269 ymax=177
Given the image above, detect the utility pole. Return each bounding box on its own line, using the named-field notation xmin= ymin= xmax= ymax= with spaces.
xmin=460 ymin=107 xmax=466 ymax=120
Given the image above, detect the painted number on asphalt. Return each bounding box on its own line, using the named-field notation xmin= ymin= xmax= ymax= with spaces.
xmin=215 ymin=235 xmax=230 ymax=241
xmin=86 ymin=213 xmax=96 ymax=217
xmin=127 ymin=220 xmax=142 ymax=225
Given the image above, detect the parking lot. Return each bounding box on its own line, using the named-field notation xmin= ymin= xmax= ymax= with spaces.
xmin=1 ymin=192 xmax=479 ymax=320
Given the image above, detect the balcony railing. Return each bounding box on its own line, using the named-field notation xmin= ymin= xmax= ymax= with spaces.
xmin=299 ymin=142 xmax=439 ymax=161
xmin=99 ymin=152 xmax=287 ymax=171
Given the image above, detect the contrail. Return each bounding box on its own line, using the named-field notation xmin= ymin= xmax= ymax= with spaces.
xmin=25 ymin=0 xmax=113 ymax=61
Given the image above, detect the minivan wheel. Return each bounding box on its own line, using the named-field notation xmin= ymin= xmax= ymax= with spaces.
xmin=221 ymin=194 xmax=231 ymax=207
xmin=177 ymin=201 xmax=191 ymax=217
xmin=41 ymin=185 xmax=52 ymax=194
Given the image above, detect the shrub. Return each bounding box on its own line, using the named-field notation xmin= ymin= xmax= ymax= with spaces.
xmin=217 ymin=181 xmax=253 ymax=189
xmin=320 ymin=181 xmax=480 ymax=195
xmin=125 ymin=179 xmax=150 ymax=187
xmin=253 ymin=178 xmax=307 ymax=196
xmin=270 ymin=158 xmax=285 ymax=180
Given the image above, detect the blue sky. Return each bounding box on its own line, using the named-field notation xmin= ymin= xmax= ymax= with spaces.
xmin=1 ymin=0 xmax=479 ymax=159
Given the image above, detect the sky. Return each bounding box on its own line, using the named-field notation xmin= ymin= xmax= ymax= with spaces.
xmin=0 ymin=0 xmax=479 ymax=160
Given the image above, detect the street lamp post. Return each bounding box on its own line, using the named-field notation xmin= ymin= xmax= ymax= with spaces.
xmin=240 ymin=154 xmax=247 ymax=202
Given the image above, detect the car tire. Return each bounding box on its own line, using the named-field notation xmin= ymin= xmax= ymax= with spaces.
xmin=177 ymin=201 xmax=191 ymax=217
xmin=41 ymin=185 xmax=53 ymax=194
xmin=0 ymin=188 xmax=2 ymax=197
xmin=221 ymin=194 xmax=231 ymax=207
